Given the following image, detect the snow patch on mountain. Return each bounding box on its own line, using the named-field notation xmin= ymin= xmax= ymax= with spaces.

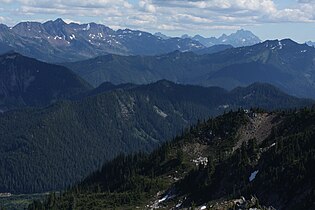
xmin=278 ymin=41 xmax=283 ymax=49
xmin=69 ymin=34 xmax=76 ymax=40
xmin=153 ymin=106 xmax=168 ymax=118
xmin=249 ymin=170 xmax=259 ymax=182
xmin=83 ymin=23 xmax=90 ymax=31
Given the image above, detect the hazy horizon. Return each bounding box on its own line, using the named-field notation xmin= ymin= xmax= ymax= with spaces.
xmin=0 ymin=0 xmax=315 ymax=43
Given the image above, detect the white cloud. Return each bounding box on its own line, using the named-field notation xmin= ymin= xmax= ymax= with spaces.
xmin=150 ymin=0 xmax=315 ymax=23
xmin=0 ymin=0 xmax=13 ymax=3
xmin=153 ymin=0 xmax=277 ymax=13
xmin=17 ymin=0 xmax=131 ymax=8
xmin=298 ymin=0 xmax=315 ymax=3
xmin=1 ymin=0 xmax=315 ymax=35
xmin=139 ymin=0 xmax=156 ymax=13
xmin=174 ymin=14 xmax=213 ymax=24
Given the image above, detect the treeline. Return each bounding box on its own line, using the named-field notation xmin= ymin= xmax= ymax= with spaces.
xmin=0 ymin=80 xmax=312 ymax=194
xmin=27 ymin=110 xmax=250 ymax=209
xmin=176 ymin=108 xmax=315 ymax=209
xmin=29 ymin=108 xmax=315 ymax=210
xmin=0 ymin=86 xmax=211 ymax=194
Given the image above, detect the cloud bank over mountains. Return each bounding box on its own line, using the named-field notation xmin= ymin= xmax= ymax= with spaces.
xmin=0 ymin=0 xmax=314 ymax=37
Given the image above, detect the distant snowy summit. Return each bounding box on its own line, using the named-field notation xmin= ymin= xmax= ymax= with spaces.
xmin=155 ymin=29 xmax=261 ymax=48
xmin=186 ymin=29 xmax=261 ymax=47
xmin=0 ymin=18 xmax=204 ymax=62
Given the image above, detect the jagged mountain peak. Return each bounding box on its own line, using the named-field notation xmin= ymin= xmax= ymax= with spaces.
xmin=217 ymin=29 xmax=261 ymax=45
xmin=44 ymin=18 xmax=67 ymax=26
xmin=154 ymin=32 xmax=170 ymax=40
xmin=0 ymin=19 xmax=206 ymax=62
xmin=54 ymin=18 xmax=66 ymax=24
xmin=234 ymin=28 xmax=255 ymax=35
xmin=181 ymin=34 xmax=191 ymax=39
xmin=192 ymin=29 xmax=261 ymax=47
xmin=193 ymin=34 xmax=205 ymax=39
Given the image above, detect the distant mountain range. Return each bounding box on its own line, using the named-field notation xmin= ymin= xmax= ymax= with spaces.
xmin=190 ymin=29 xmax=261 ymax=47
xmin=64 ymin=39 xmax=315 ymax=99
xmin=0 ymin=19 xmax=266 ymax=63
xmin=155 ymin=29 xmax=261 ymax=48
xmin=0 ymin=19 xmax=204 ymax=62
xmin=0 ymin=78 xmax=312 ymax=194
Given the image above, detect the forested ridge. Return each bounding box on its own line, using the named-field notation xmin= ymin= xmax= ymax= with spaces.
xmin=0 ymin=80 xmax=312 ymax=194
xmin=64 ymin=39 xmax=315 ymax=98
xmin=0 ymin=52 xmax=91 ymax=111
xmin=28 ymin=108 xmax=315 ymax=210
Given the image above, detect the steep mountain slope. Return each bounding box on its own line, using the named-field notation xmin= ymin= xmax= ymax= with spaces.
xmin=0 ymin=52 xmax=91 ymax=112
xmin=203 ymin=39 xmax=315 ymax=98
xmin=64 ymin=39 xmax=315 ymax=98
xmin=63 ymin=51 xmax=203 ymax=86
xmin=0 ymin=19 xmax=204 ymax=62
xmin=31 ymin=108 xmax=315 ymax=210
xmin=192 ymin=44 xmax=233 ymax=55
xmin=0 ymin=81 xmax=312 ymax=194
xmin=0 ymin=43 xmax=13 ymax=54
xmin=192 ymin=29 xmax=261 ymax=47
xmin=206 ymin=62 xmax=292 ymax=90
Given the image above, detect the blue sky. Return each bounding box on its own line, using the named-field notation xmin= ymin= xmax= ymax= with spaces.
xmin=0 ymin=0 xmax=314 ymax=42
